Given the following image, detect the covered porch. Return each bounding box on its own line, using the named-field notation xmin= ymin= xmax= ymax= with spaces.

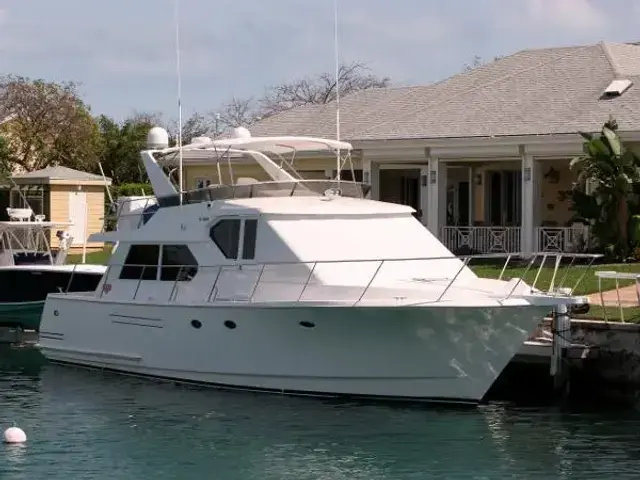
xmin=362 ymin=140 xmax=592 ymax=255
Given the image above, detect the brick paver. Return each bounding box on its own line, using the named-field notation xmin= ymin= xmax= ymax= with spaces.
xmin=588 ymin=284 xmax=640 ymax=307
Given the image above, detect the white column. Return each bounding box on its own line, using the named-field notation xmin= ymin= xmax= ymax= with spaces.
xmin=468 ymin=166 xmax=475 ymax=226
xmin=419 ymin=166 xmax=429 ymax=225
xmin=426 ymin=154 xmax=446 ymax=237
xmin=363 ymin=157 xmax=380 ymax=200
xmin=520 ymin=146 xmax=537 ymax=255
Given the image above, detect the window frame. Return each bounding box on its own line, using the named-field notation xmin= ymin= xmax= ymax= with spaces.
xmin=209 ymin=216 xmax=259 ymax=262
xmin=159 ymin=244 xmax=199 ymax=282
xmin=194 ymin=178 xmax=212 ymax=190
xmin=119 ymin=244 xmax=160 ymax=280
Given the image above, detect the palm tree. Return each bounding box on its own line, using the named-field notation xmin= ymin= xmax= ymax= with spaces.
xmin=570 ymin=117 xmax=640 ymax=257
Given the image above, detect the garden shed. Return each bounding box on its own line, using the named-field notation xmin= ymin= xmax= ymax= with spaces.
xmin=10 ymin=166 xmax=112 ymax=250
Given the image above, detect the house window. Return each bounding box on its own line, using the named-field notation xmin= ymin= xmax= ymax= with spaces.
xmin=331 ymin=169 xmax=363 ymax=182
xmin=242 ymin=219 xmax=258 ymax=260
xmin=210 ymin=219 xmax=240 ymax=259
xmin=195 ymin=178 xmax=212 ymax=189
xmin=160 ymin=245 xmax=198 ymax=281
xmin=209 ymin=218 xmax=259 ymax=260
xmin=119 ymin=244 xmax=159 ymax=280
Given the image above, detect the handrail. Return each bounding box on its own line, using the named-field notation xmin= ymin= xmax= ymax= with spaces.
xmin=64 ymin=251 xmax=603 ymax=306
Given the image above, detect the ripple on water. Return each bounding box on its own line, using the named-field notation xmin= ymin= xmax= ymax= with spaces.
xmin=2 ymin=346 xmax=640 ymax=479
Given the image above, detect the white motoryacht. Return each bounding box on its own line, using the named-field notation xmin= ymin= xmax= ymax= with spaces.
xmin=37 ymin=127 xmax=589 ymax=404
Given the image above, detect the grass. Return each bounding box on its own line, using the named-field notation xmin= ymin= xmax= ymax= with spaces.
xmin=471 ymin=262 xmax=640 ymax=295
xmin=66 ymin=248 xmax=113 ymax=265
xmin=573 ymin=305 xmax=640 ymax=323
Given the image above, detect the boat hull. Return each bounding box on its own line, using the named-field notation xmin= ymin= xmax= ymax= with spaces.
xmin=38 ymin=297 xmax=550 ymax=403
xmin=0 ymin=268 xmax=104 ymax=331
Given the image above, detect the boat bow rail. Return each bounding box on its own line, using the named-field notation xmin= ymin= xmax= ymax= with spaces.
xmin=60 ymin=252 xmax=602 ymax=306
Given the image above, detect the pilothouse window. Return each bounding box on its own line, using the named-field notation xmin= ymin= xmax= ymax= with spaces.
xmin=161 ymin=245 xmax=198 ymax=281
xmin=209 ymin=218 xmax=258 ymax=260
xmin=242 ymin=219 xmax=257 ymax=260
xmin=120 ymin=245 xmax=159 ymax=280
xmin=210 ymin=219 xmax=240 ymax=259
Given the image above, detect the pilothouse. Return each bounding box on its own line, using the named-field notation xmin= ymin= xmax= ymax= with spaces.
xmin=37 ymin=127 xmax=591 ymax=404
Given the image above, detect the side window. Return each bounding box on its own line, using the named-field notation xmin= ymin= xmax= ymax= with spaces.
xmin=161 ymin=245 xmax=199 ymax=281
xmin=242 ymin=219 xmax=258 ymax=260
xmin=209 ymin=219 xmax=240 ymax=259
xmin=120 ymin=245 xmax=159 ymax=280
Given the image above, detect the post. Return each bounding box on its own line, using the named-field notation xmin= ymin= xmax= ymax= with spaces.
xmin=551 ymin=302 xmax=571 ymax=396
xmin=81 ymin=200 xmax=89 ymax=264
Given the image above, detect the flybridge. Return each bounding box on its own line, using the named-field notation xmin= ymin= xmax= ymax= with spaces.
xmin=141 ymin=126 xmax=366 ymax=207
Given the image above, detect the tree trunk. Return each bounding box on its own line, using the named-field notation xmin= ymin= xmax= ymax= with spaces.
xmin=618 ymin=195 xmax=629 ymax=256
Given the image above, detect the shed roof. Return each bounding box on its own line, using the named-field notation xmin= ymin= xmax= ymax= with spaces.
xmin=12 ymin=166 xmax=112 ymax=185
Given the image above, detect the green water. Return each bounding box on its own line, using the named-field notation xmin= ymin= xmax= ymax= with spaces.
xmin=1 ymin=346 xmax=640 ymax=479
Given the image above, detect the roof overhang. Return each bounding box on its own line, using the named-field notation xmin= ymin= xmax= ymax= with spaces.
xmin=11 ymin=178 xmax=112 ymax=186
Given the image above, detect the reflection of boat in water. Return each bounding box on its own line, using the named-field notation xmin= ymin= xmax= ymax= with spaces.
xmin=0 ymin=216 xmax=105 ymax=331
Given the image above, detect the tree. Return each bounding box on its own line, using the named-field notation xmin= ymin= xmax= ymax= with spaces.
xmin=166 ymin=112 xmax=215 ymax=145
xmin=214 ymin=61 xmax=391 ymax=129
xmin=463 ymin=55 xmax=505 ymax=72
xmin=0 ymin=75 xmax=101 ymax=172
xmin=569 ymin=117 xmax=640 ymax=258
xmin=96 ymin=113 xmax=158 ymax=185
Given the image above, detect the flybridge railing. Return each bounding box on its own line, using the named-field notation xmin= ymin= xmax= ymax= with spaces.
xmin=63 ymin=252 xmax=602 ymax=306
xmin=103 ymin=179 xmax=372 ymax=232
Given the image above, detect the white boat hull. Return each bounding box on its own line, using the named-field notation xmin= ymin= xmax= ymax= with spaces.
xmin=38 ymin=296 xmax=549 ymax=404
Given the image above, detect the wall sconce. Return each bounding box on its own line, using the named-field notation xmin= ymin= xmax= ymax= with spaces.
xmin=523 ymin=167 xmax=531 ymax=182
xmin=429 ymin=170 xmax=437 ymax=184
xmin=363 ymin=170 xmax=370 ymax=184
xmin=420 ymin=174 xmax=427 ymax=187
xmin=474 ymin=174 xmax=482 ymax=186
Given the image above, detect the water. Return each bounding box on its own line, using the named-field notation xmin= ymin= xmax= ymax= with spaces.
xmin=2 ymin=346 xmax=640 ymax=479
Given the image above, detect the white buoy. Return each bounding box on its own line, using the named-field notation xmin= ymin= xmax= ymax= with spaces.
xmin=3 ymin=427 xmax=26 ymax=444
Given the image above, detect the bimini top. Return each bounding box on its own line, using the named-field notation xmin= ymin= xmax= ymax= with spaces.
xmin=141 ymin=127 xmax=359 ymax=200
xmin=155 ymin=135 xmax=353 ymax=157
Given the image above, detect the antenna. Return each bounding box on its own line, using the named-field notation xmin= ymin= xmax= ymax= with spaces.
xmin=333 ymin=0 xmax=341 ymax=184
xmin=174 ymin=0 xmax=184 ymax=204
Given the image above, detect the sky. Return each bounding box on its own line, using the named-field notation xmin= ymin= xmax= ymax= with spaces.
xmin=0 ymin=0 xmax=638 ymax=122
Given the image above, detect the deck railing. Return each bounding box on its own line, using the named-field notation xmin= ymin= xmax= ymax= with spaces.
xmin=62 ymin=252 xmax=602 ymax=306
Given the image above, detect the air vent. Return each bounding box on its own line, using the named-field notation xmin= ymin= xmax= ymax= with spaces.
xmin=603 ymin=79 xmax=633 ymax=97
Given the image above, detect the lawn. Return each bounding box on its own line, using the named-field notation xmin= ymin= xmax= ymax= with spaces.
xmin=471 ymin=261 xmax=640 ymax=296
xmin=67 ymin=248 xmax=113 ymax=265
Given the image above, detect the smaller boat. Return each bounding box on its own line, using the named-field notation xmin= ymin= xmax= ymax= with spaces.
xmin=0 ymin=214 xmax=106 ymax=331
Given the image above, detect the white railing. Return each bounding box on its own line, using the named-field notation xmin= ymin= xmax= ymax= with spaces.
xmin=61 ymin=252 xmax=601 ymax=306
xmin=440 ymin=226 xmax=521 ymax=253
xmin=535 ymin=226 xmax=588 ymax=253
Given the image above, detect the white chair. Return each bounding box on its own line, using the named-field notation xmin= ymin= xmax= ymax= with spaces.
xmin=6 ymin=208 xmax=33 ymax=222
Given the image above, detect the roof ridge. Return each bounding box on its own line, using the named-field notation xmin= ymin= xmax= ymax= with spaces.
xmin=355 ymin=44 xmax=598 ymax=139
xmin=600 ymin=41 xmax=622 ymax=77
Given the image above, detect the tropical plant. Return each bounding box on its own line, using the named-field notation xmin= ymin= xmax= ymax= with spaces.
xmin=569 ymin=117 xmax=640 ymax=258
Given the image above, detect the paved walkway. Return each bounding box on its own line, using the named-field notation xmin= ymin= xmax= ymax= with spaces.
xmin=587 ymin=284 xmax=640 ymax=307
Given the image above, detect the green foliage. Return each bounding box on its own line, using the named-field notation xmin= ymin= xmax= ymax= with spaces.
xmin=111 ymin=182 xmax=153 ymax=198
xmin=95 ymin=114 xmax=156 ymax=185
xmin=569 ymin=117 xmax=640 ymax=259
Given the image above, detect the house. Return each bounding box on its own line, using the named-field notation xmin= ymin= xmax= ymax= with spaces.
xmin=10 ymin=166 xmax=112 ymax=250
xmin=180 ymin=41 xmax=640 ymax=254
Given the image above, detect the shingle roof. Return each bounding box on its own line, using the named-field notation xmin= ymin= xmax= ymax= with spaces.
xmin=248 ymin=41 xmax=640 ymax=141
xmin=12 ymin=166 xmax=110 ymax=182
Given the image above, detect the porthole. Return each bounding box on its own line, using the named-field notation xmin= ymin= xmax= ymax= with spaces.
xmin=299 ymin=321 xmax=315 ymax=328
xmin=224 ymin=320 xmax=236 ymax=329
xmin=190 ymin=319 xmax=202 ymax=329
